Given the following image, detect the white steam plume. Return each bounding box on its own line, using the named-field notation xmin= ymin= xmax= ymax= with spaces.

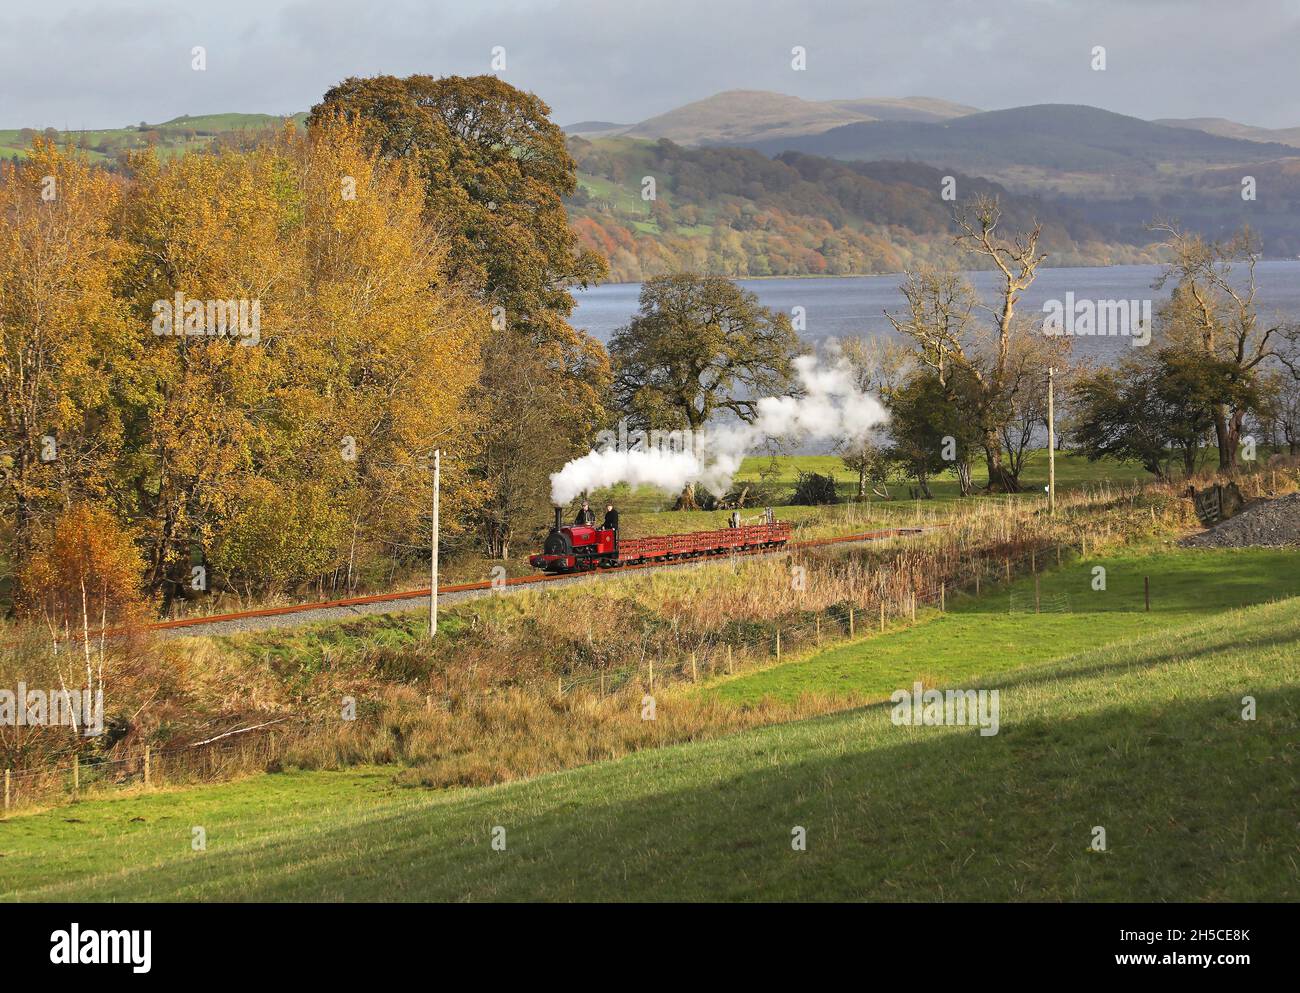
xmin=549 ymin=355 xmax=888 ymax=505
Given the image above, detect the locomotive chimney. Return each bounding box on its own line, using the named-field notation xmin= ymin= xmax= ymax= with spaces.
xmin=554 ymin=506 xmax=563 ymax=530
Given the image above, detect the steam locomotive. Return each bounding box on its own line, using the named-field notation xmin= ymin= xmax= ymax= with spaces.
xmin=528 ymin=507 xmax=792 ymax=574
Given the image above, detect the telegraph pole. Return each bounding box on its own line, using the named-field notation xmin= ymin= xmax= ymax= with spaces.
xmin=1047 ymin=367 xmax=1056 ymax=516
xmin=430 ymin=449 xmax=440 ymax=637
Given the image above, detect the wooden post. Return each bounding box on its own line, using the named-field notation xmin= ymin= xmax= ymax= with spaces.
xmin=879 ymin=600 xmax=885 ymax=632
xmin=558 ymin=677 xmax=564 ymax=699
xmin=776 ymin=629 xmax=781 ymax=661
xmin=430 ymin=449 xmax=440 ymax=638
xmin=1047 ymin=366 xmax=1056 ymax=516
xmin=73 ymin=754 xmax=79 ymax=798
xmin=849 ymin=607 xmax=855 ymax=638
xmin=425 ymin=693 xmax=432 ymax=712
xmin=690 ymin=652 xmax=698 ymax=683
xmin=1145 ymin=576 xmax=1150 ymax=612
xmin=1031 ymin=548 xmax=1037 ymax=574
xmin=1056 ymin=544 xmax=1061 ymax=568
xmin=726 ymin=644 xmax=733 ymax=676
xmin=975 ymin=570 xmax=981 ymax=596
xmin=1035 ymin=575 xmax=1041 ymax=614
xmin=144 ymin=746 xmax=151 ymax=788
xmin=1005 ymin=557 xmax=1011 ymax=582
xmin=815 ymin=616 xmax=821 ymax=645
xmin=599 ymin=670 xmax=606 ymax=697
xmin=910 ymin=593 xmax=916 ymax=623
xmin=940 ymin=582 xmax=945 ymax=613
xmin=648 ymin=659 xmax=654 ymax=691
xmin=3 ymin=769 xmax=8 ymax=813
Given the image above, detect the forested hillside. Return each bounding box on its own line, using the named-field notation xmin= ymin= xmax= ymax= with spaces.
xmin=567 ymin=136 xmax=1157 ymax=282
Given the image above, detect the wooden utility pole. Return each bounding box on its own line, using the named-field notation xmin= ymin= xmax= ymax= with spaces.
xmin=1047 ymin=367 xmax=1056 ymax=516
xmin=430 ymin=449 xmax=440 ymax=638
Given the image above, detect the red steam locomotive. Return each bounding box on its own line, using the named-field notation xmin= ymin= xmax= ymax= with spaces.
xmin=528 ymin=507 xmax=792 ymax=574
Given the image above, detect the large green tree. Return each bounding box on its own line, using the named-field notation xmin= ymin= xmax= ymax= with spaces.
xmin=611 ymin=274 xmax=802 ymax=431
xmin=609 ymin=274 xmax=802 ymax=509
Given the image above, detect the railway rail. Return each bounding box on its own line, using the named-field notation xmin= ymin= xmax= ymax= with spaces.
xmin=140 ymin=525 xmax=932 ymax=637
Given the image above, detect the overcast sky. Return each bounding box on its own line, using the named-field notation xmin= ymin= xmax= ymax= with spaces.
xmin=4 ymin=0 xmax=1299 ymax=131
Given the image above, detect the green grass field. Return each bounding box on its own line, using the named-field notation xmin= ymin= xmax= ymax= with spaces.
xmin=712 ymin=546 xmax=1300 ymax=705
xmin=3 ymin=546 xmax=1296 ymax=902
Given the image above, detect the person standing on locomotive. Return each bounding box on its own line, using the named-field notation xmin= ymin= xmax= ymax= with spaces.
xmin=602 ymin=502 xmax=619 ymax=553
xmin=574 ymin=500 xmax=594 ymax=526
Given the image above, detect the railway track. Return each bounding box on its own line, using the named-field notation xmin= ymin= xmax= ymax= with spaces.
xmin=143 ymin=524 xmax=935 ymax=638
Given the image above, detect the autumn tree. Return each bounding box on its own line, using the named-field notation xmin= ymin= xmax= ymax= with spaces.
xmin=1150 ymin=223 xmax=1298 ymax=470
xmin=951 ymin=196 xmax=1048 ymax=491
xmin=311 ymin=75 xmax=610 ymax=557
xmin=0 ymin=141 xmax=134 ymax=576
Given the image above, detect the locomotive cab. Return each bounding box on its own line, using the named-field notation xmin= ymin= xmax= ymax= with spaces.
xmin=528 ymin=507 xmax=617 ymax=573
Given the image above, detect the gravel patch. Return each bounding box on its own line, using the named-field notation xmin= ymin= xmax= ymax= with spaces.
xmin=1181 ymin=492 xmax=1300 ymax=549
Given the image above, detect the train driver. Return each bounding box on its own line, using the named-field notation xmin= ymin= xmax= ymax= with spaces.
xmin=575 ymin=500 xmax=595 ymax=526
xmin=601 ymin=503 xmax=619 ymax=532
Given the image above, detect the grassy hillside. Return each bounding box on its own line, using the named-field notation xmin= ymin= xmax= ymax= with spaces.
xmin=712 ymin=546 xmax=1300 ymax=704
xmin=0 ymin=112 xmax=306 ymax=165
xmin=2 ymin=544 xmax=1295 ymax=902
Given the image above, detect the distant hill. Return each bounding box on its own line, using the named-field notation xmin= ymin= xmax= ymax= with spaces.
xmin=561 ymin=95 xmax=1300 ymax=210
xmin=1154 ymin=116 xmax=1300 ymax=149
xmin=562 ymin=120 xmax=629 ymax=138
xmin=743 ymin=105 xmax=1298 ymax=194
xmin=613 ymin=89 xmax=977 ymax=145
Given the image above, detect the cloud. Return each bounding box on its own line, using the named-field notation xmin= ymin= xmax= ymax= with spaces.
xmin=3 ymin=0 xmax=1299 ymax=130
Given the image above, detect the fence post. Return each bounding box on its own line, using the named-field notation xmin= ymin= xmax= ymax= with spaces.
xmin=910 ymin=593 xmax=916 ymax=623
xmin=144 ymin=746 xmax=151 ymax=788
xmin=815 ymin=616 xmax=820 ymax=645
xmin=1056 ymin=544 xmax=1062 ymax=568
xmin=726 ymin=644 xmax=733 ymax=676
xmin=879 ymin=600 xmax=885 ymax=632
xmin=73 ymin=754 xmax=79 ymax=799
xmin=975 ymin=570 xmax=981 ymax=596
xmin=4 ymin=768 xmax=10 ymax=813
xmin=690 ymin=652 xmax=698 ymax=683
xmin=940 ymin=582 xmax=946 ymax=613
xmin=648 ymin=659 xmax=654 ymax=692
xmin=558 ymin=677 xmax=564 ymax=699
xmin=425 ymin=693 xmax=432 ymax=712
xmin=599 ymin=670 xmax=606 ymax=697
xmin=1035 ymin=575 xmax=1041 ymax=614
xmin=849 ymin=607 xmax=855 ymax=638
xmin=776 ymin=629 xmax=781 ymax=661
xmin=1031 ymin=548 xmax=1037 ymax=574
xmin=1005 ymin=558 xmax=1011 ymax=582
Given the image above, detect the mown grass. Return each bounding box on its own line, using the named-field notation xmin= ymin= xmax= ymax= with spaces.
xmin=3 ymin=593 xmax=1296 ymax=901
xmin=711 ymin=546 xmax=1300 ymax=705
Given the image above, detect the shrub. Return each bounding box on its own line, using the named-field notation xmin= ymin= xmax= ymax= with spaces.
xmin=792 ymin=471 xmax=839 ymax=505
xmin=18 ymin=504 xmax=152 ymax=630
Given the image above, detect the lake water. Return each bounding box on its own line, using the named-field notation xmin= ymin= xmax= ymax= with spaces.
xmin=572 ymin=262 xmax=1300 ymax=364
